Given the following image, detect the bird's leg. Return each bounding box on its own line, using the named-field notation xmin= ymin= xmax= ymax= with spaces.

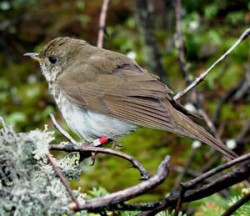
xmin=91 ymin=135 xmax=110 ymax=147
xmin=80 ymin=136 xmax=111 ymax=164
xmin=92 ymin=136 xmax=122 ymax=149
xmin=90 ymin=136 xmax=111 ymax=165
xmin=89 ymin=153 xmax=97 ymax=166
xmin=111 ymin=140 xmax=123 ymax=149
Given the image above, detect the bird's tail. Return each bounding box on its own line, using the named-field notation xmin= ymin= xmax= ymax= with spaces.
xmin=169 ymin=103 xmax=237 ymax=160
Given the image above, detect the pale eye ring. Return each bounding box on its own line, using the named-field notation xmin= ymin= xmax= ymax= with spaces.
xmin=48 ymin=56 xmax=57 ymax=64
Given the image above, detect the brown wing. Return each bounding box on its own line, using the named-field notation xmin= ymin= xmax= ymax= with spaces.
xmin=57 ymin=55 xmax=180 ymax=132
xmin=57 ymin=51 xmax=238 ymax=160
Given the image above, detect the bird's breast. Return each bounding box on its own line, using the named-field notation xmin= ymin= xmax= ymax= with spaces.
xmin=50 ymin=85 xmax=137 ymax=142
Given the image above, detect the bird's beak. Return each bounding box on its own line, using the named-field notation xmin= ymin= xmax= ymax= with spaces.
xmin=24 ymin=52 xmax=44 ymax=62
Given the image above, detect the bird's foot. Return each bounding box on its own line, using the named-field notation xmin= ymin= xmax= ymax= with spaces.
xmin=89 ymin=153 xmax=96 ymax=166
xmin=111 ymin=140 xmax=123 ymax=149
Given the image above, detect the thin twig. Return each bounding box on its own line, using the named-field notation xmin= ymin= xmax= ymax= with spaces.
xmin=183 ymin=152 xmax=250 ymax=189
xmin=97 ymin=0 xmax=110 ymax=48
xmin=50 ymin=143 xmax=151 ymax=180
xmin=49 ymin=113 xmax=77 ymax=144
xmin=46 ymin=152 xmax=81 ymax=210
xmin=139 ymin=162 xmax=250 ymax=215
xmin=198 ymin=108 xmax=220 ymax=139
xmin=175 ymin=183 xmax=185 ymax=216
xmin=174 ymin=28 xmax=250 ymax=100
xmin=222 ymin=192 xmax=250 ymax=216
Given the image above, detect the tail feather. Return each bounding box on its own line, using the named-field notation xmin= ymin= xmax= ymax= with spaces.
xmin=170 ymin=104 xmax=237 ymax=160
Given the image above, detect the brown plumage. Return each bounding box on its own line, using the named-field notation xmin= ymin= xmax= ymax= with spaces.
xmin=28 ymin=37 xmax=237 ymax=160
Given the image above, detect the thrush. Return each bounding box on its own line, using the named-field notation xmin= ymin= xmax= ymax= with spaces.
xmin=25 ymin=37 xmax=237 ymax=160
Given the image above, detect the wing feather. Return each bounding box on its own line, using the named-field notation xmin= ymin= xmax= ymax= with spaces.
xmin=57 ymin=57 xmax=174 ymax=130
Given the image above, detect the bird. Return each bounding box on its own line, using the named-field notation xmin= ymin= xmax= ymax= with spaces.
xmin=24 ymin=37 xmax=237 ymax=160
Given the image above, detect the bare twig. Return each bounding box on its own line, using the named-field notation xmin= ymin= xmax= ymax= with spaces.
xmin=173 ymin=152 xmax=250 ymax=215
xmin=73 ymin=155 xmax=170 ymax=211
xmin=97 ymin=0 xmax=110 ymax=48
xmin=222 ymin=192 xmax=250 ymax=216
xmin=198 ymin=108 xmax=220 ymax=139
xmin=49 ymin=113 xmax=77 ymax=144
xmin=50 ymin=143 xmax=151 ymax=180
xmin=175 ymin=183 xmax=186 ymax=216
xmin=46 ymin=152 xmax=81 ymax=210
xmin=182 ymin=152 xmax=250 ymax=189
xmin=139 ymin=162 xmax=250 ymax=215
xmin=174 ymin=28 xmax=250 ymax=100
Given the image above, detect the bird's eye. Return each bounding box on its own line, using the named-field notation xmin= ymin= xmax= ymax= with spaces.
xmin=48 ymin=56 xmax=57 ymax=64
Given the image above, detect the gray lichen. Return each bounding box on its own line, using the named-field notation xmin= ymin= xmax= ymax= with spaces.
xmin=0 ymin=117 xmax=83 ymax=216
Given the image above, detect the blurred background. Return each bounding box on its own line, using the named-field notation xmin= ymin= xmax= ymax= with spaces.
xmin=0 ymin=0 xmax=250 ymax=214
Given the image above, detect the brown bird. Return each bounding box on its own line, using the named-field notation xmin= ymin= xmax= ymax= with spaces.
xmin=25 ymin=37 xmax=237 ymax=160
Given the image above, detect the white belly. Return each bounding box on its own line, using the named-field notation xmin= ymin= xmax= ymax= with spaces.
xmin=53 ymin=90 xmax=138 ymax=142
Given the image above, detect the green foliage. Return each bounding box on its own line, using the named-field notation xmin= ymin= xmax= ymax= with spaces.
xmin=225 ymin=11 xmax=245 ymax=25
xmin=205 ymin=4 xmax=219 ymax=20
xmin=87 ymin=187 xmax=109 ymax=198
xmin=194 ymin=194 xmax=226 ymax=216
xmin=157 ymin=210 xmax=187 ymax=216
xmin=119 ymin=212 xmax=140 ymax=216
xmin=194 ymin=187 xmax=250 ymax=216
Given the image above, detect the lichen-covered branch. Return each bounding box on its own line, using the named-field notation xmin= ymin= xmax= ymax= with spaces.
xmin=0 ymin=118 xmax=82 ymax=216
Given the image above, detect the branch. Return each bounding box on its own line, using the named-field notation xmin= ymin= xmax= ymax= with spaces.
xmin=174 ymin=28 xmax=250 ymax=100
xmin=97 ymin=0 xmax=110 ymax=48
xmin=57 ymin=151 xmax=249 ymax=214
xmin=0 ymin=119 xmax=80 ymax=215
xmin=183 ymin=164 xmax=250 ymax=202
xmin=49 ymin=113 xmax=77 ymax=144
xmin=50 ymin=143 xmax=151 ymax=180
xmin=46 ymin=153 xmax=80 ymax=209
xmin=72 ymin=155 xmax=170 ymax=211
xmin=182 ymin=152 xmax=250 ymax=189
xmin=139 ymin=161 xmax=250 ymax=215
